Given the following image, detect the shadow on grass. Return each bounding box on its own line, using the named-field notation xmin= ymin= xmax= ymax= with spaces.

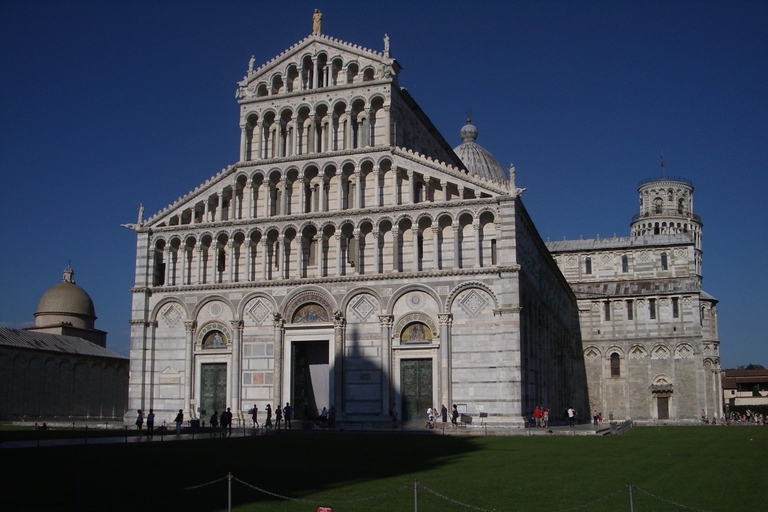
xmin=0 ymin=431 xmax=481 ymax=512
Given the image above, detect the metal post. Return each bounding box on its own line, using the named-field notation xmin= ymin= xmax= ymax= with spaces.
xmin=628 ymin=482 xmax=634 ymax=512
xmin=414 ymin=479 xmax=418 ymax=512
xmin=228 ymin=472 xmax=233 ymax=512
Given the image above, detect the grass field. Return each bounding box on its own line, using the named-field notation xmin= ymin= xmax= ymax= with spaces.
xmin=1 ymin=426 xmax=765 ymax=511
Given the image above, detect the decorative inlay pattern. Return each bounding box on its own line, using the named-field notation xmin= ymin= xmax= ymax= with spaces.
xmin=458 ymin=289 xmax=488 ymax=317
xmin=407 ymin=292 xmax=425 ymax=308
xmin=652 ymin=345 xmax=670 ymax=359
xmin=350 ymin=294 xmax=377 ymax=320
xmin=584 ymin=347 xmax=600 ymax=362
xmin=209 ymin=302 xmax=223 ymax=318
xmin=629 ymin=346 xmax=647 ymax=359
xmin=162 ymin=304 xmax=182 ymax=327
xmin=675 ymin=344 xmax=693 ymax=359
xmin=247 ymin=298 xmax=271 ymax=324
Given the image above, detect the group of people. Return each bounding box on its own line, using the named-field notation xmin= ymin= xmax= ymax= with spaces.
xmin=209 ymin=408 xmax=235 ymax=436
xmin=424 ymin=404 xmax=460 ymax=429
xmin=134 ymin=409 xmax=156 ymax=436
xmin=532 ymin=406 xmax=550 ymax=428
xmin=721 ymin=410 xmax=766 ymax=425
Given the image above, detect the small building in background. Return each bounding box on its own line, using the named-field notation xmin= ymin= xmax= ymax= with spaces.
xmin=0 ymin=266 xmax=128 ymax=421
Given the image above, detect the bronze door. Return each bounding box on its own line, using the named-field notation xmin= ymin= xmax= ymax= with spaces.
xmin=400 ymin=359 xmax=432 ymax=422
xmin=200 ymin=363 xmax=227 ymax=418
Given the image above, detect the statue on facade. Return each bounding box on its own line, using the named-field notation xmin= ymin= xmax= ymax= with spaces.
xmin=248 ymin=55 xmax=255 ymax=74
xmin=312 ymin=9 xmax=322 ymax=34
xmin=383 ymin=34 xmax=390 ymax=57
xmin=138 ymin=203 xmax=144 ymax=225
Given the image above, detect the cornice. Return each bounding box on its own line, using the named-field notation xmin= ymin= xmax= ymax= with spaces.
xmin=146 ymin=266 xmax=519 ymax=295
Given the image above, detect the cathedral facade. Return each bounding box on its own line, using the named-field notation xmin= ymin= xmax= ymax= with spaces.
xmin=126 ymin=22 xmax=717 ymax=427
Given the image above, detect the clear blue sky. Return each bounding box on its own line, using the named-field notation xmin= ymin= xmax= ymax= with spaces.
xmin=2 ymin=1 xmax=766 ymax=368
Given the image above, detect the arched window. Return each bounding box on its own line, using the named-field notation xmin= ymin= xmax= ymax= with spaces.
xmin=621 ymin=255 xmax=628 ymax=273
xmin=661 ymin=252 xmax=668 ymax=270
xmin=585 ymin=256 xmax=592 ymax=275
xmin=610 ymin=353 xmax=621 ymax=377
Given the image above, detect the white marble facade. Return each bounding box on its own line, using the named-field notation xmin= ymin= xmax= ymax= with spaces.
xmin=127 ymin=21 xmax=715 ymax=427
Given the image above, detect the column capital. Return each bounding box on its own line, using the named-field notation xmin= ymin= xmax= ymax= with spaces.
xmin=438 ymin=313 xmax=453 ymax=326
xmin=333 ymin=309 xmax=346 ymax=328
xmin=378 ymin=314 xmax=394 ymax=328
xmin=230 ymin=320 xmax=244 ymax=331
xmin=272 ymin=312 xmax=284 ymax=329
xmin=184 ymin=320 xmax=197 ymax=332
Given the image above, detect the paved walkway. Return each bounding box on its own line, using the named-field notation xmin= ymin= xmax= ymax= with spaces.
xmin=1 ymin=421 xmax=610 ymax=449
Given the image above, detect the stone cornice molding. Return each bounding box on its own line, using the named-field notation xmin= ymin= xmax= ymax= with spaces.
xmin=148 ymin=265 xmax=519 ymax=295
xmin=129 ymin=287 xmax=153 ymax=295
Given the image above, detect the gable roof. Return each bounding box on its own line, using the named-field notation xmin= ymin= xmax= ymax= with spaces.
xmin=0 ymin=328 xmax=126 ymax=360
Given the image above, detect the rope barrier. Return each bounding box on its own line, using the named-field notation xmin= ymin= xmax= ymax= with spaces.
xmin=632 ymin=484 xmax=713 ymax=512
xmin=185 ymin=474 xmax=714 ymax=512
xmin=419 ymin=482 xmax=626 ymax=512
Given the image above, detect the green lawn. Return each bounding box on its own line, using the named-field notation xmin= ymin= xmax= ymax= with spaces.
xmin=1 ymin=426 xmax=765 ymax=511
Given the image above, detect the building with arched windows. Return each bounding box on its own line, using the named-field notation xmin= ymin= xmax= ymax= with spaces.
xmin=547 ymin=176 xmax=722 ymax=423
xmin=126 ymin=19 xmax=718 ymax=427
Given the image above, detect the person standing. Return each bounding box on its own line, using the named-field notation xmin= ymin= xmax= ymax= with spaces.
xmin=147 ymin=409 xmax=155 ymax=436
xmin=592 ymin=409 xmax=599 ymax=427
xmin=275 ymin=404 xmax=283 ymax=429
xmin=252 ymin=404 xmax=259 ymax=428
xmin=543 ymin=408 xmax=550 ymax=428
xmin=225 ymin=407 xmax=234 ymax=435
xmin=441 ymin=404 xmax=448 ymax=427
xmin=135 ymin=410 xmax=144 ymax=437
xmin=219 ymin=409 xmax=228 ymax=436
xmin=451 ymin=404 xmax=459 ymax=429
xmin=210 ymin=411 xmax=219 ymax=434
xmin=283 ymin=402 xmax=293 ymax=430
xmin=567 ymin=407 xmax=576 ymax=427
xmin=533 ymin=406 xmax=543 ymax=428
xmin=174 ymin=409 xmax=184 ymax=436
xmin=265 ymin=404 xmax=272 ymax=428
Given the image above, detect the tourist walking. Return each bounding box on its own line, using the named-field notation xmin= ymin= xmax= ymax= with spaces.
xmin=135 ymin=410 xmax=144 ymax=435
xmin=441 ymin=404 xmax=448 ymax=427
xmin=265 ymin=404 xmax=272 ymax=428
xmin=147 ymin=409 xmax=155 ymax=436
xmin=252 ymin=404 xmax=259 ymax=428
xmin=451 ymin=404 xmax=459 ymax=429
xmin=283 ymin=402 xmax=293 ymax=430
xmin=174 ymin=409 xmax=184 ymax=435
xmin=567 ymin=407 xmax=576 ymax=427
xmin=210 ymin=411 xmax=219 ymax=434
xmin=275 ymin=404 xmax=283 ymax=429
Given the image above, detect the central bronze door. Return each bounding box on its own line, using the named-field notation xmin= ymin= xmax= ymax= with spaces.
xmin=400 ymin=359 xmax=432 ymax=423
xmin=200 ymin=363 xmax=227 ymax=419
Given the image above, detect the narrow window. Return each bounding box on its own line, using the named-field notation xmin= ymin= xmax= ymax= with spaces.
xmin=218 ymin=248 xmax=226 ymax=272
xmin=153 ymin=254 xmax=165 ymax=286
xmin=417 ymin=234 xmax=424 ymax=267
xmin=610 ymin=353 xmax=621 ymax=377
xmin=604 ymin=301 xmax=611 ymax=321
xmin=622 ymin=255 xmax=628 ymax=273
xmin=672 ymin=297 xmax=679 ymax=318
xmin=491 ymin=239 xmax=497 ymax=265
xmin=627 ymin=300 xmax=634 ymax=320
xmin=585 ymin=257 xmax=592 ymax=275
xmin=649 ymin=298 xmax=657 ymax=319
xmin=661 ymin=252 xmax=668 ymax=270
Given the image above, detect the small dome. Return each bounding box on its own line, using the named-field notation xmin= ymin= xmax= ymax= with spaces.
xmin=453 ymin=119 xmax=507 ymax=182
xmin=35 ymin=266 xmax=96 ymax=321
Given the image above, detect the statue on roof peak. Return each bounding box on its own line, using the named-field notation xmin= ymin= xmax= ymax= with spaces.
xmin=313 ymin=9 xmax=322 ymax=34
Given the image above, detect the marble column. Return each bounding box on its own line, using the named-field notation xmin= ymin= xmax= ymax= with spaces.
xmin=432 ymin=226 xmax=440 ymax=270
xmin=379 ymin=314 xmax=394 ymax=416
xmin=392 ymin=227 xmax=400 ymax=272
xmin=438 ymin=313 xmax=453 ymax=407
xmin=473 ymin=223 xmax=481 ymax=268
xmin=277 ymin=235 xmax=285 ymax=279
xmin=184 ymin=320 xmax=196 ymax=418
xmin=333 ymin=311 xmax=345 ymax=410
xmin=273 ymin=314 xmax=284 ymax=406
xmin=453 ymin=225 xmax=461 ymax=269
xmin=227 ymin=241 xmax=235 ymax=282
xmin=372 ymin=229 xmax=381 ymax=274
xmin=230 ymin=320 xmax=243 ymax=417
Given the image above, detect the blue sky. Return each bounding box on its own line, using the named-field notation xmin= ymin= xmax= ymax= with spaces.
xmin=1 ymin=1 xmax=766 ymax=368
